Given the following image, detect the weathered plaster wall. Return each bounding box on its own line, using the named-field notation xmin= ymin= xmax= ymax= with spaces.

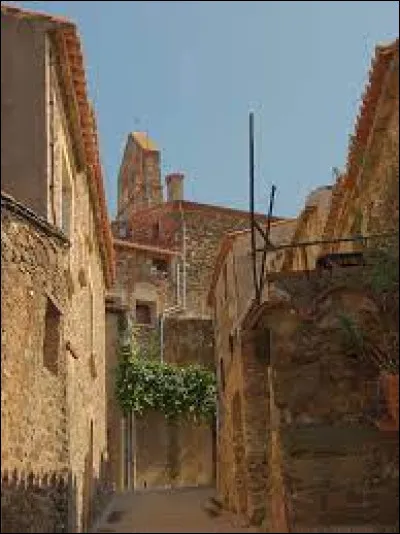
xmin=1 ymin=12 xmax=48 ymax=217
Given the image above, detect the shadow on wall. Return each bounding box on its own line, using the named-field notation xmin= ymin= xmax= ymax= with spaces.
xmin=81 ymin=445 xmax=114 ymax=532
xmin=1 ymin=453 xmax=114 ymax=533
xmin=1 ymin=469 xmax=74 ymax=533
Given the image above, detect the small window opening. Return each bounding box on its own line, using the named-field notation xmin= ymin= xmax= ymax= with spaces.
xmin=152 ymin=257 xmax=169 ymax=274
xmin=43 ymin=297 xmax=61 ymax=374
xmin=152 ymin=221 xmax=160 ymax=240
xmin=135 ymin=302 xmax=153 ymax=325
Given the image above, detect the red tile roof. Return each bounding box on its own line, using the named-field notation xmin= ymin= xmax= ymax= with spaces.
xmin=347 ymin=39 xmax=398 ymax=186
xmin=113 ymin=238 xmax=181 ymax=257
xmin=323 ymin=38 xmax=399 ymax=242
xmin=1 ymin=4 xmax=115 ymax=287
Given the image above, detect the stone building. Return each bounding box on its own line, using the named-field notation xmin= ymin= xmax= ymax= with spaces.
xmin=117 ymin=132 xmax=163 ymax=218
xmin=208 ymin=38 xmax=399 ymax=532
xmin=106 ymin=132 xmax=282 ymax=491
xmin=322 ymin=38 xmax=399 ymax=252
xmin=1 ymin=5 xmax=114 ymax=532
xmin=281 ymin=185 xmax=332 ymax=271
xmin=207 ymin=221 xmax=296 ymax=522
xmin=209 ymin=227 xmax=399 ymax=532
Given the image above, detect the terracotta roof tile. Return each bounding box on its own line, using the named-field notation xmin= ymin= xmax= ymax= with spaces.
xmin=323 ymin=38 xmax=398 ymax=243
xmin=346 ymin=38 xmax=398 ymax=187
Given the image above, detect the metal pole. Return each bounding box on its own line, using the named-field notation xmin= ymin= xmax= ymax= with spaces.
xmin=254 ymin=231 xmax=399 ymax=253
xmin=249 ymin=112 xmax=259 ymax=303
xmin=259 ymin=185 xmax=276 ymax=298
xmin=132 ymin=411 xmax=136 ymax=490
xmin=182 ymin=217 xmax=187 ymax=310
xmin=176 ymin=263 xmax=180 ymax=306
xmin=160 ymin=314 xmax=164 ymax=363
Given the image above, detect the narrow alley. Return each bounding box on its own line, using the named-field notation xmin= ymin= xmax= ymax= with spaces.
xmin=92 ymin=487 xmax=259 ymax=533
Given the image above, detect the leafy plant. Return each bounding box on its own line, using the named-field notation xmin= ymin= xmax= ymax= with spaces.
xmin=115 ymin=312 xmax=217 ymax=421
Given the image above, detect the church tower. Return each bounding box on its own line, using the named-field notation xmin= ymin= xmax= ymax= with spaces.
xmin=117 ymin=132 xmax=163 ymax=221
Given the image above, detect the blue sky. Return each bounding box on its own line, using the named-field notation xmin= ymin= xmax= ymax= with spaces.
xmin=11 ymin=1 xmax=399 ymax=219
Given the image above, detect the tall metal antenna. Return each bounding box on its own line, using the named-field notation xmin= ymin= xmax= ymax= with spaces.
xmin=249 ymin=111 xmax=278 ymax=304
xmin=249 ymin=112 xmax=260 ymax=303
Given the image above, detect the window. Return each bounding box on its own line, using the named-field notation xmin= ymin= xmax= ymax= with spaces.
xmin=135 ymin=301 xmax=153 ymax=325
xmin=152 ymin=221 xmax=160 ymax=240
xmin=43 ymin=297 xmax=62 ymax=375
xmin=152 ymin=257 xmax=169 ymax=274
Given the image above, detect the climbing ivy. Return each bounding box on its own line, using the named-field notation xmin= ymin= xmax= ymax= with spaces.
xmin=115 ymin=314 xmax=217 ymax=421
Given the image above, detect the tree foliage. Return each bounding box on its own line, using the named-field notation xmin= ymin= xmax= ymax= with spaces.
xmin=115 ymin=314 xmax=217 ymax=421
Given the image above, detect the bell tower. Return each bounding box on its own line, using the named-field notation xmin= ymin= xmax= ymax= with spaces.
xmin=116 ymin=132 xmax=163 ymax=220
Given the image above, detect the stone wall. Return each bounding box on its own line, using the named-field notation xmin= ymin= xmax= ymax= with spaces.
xmin=1 ymin=185 xmax=112 ymax=533
xmin=163 ymin=317 xmax=214 ymax=368
xmin=105 ymin=303 xmax=125 ymax=492
xmin=182 ymin=206 xmax=270 ymax=316
xmin=214 ymin=252 xmax=399 ymax=531
xmin=117 ymin=133 xmax=162 ymax=219
xmin=113 ymin=244 xmax=173 ymax=316
xmin=51 ymin=53 xmax=111 ymax=528
xmin=260 ymin=269 xmax=398 ymax=532
xmin=120 ymin=202 xmax=273 ymax=317
xmin=1 ymin=196 xmax=70 ymax=532
xmin=134 ymin=317 xmax=215 ymax=490
xmin=104 ymin=309 xmax=216 ymax=492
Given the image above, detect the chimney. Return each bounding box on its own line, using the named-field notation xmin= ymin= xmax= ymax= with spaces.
xmin=165 ymin=173 xmax=184 ymax=202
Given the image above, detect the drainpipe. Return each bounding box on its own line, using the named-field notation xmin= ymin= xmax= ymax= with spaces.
xmin=179 ymin=201 xmax=187 ymax=310
xmin=176 ymin=263 xmax=181 ymax=306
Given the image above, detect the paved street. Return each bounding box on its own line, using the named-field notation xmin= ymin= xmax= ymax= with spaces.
xmin=92 ymin=487 xmax=259 ymax=533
